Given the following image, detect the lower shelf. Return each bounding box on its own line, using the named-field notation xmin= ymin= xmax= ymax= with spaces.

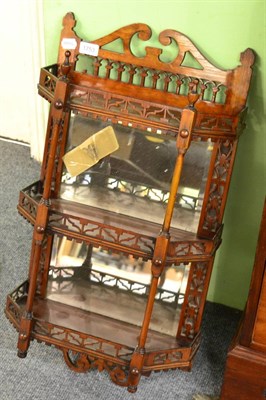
xmin=46 ymin=267 xmax=184 ymax=337
xmin=5 ymin=280 xmax=200 ymax=389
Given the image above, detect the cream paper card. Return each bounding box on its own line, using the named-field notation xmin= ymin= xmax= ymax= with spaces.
xmin=63 ymin=125 xmax=119 ymax=177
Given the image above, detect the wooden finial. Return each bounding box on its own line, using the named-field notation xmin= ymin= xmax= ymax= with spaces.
xmin=62 ymin=12 xmax=76 ymax=30
xmin=240 ymin=48 xmax=255 ymax=67
xmin=60 ymin=50 xmax=71 ymax=79
xmin=188 ymin=79 xmax=200 ymax=108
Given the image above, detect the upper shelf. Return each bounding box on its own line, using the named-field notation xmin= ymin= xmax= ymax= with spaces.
xmin=38 ymin=12 xmax=255 ymax=138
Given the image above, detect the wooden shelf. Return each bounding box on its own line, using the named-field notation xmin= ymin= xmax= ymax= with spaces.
xmin=18 ymin=181 xmax=218 ymax=262
xmin=6 ymin=281 xmax=199 ymax=371
xmin=46 ymin=274 xmax=182 ymax=337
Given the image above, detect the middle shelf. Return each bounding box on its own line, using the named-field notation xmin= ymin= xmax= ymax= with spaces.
xmin=18 ymin=181 xmax=220 ymax=264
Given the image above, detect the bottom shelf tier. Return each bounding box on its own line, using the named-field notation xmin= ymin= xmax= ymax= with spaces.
xmin=5 ymin=281 xmax=201 ymax=390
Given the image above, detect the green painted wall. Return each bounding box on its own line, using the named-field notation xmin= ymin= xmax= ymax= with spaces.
xmin=43 ymin=0 xmax=266 ymax=309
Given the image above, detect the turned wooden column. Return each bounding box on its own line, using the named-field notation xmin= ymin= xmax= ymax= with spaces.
xmin=17 ymin=53 xmax=71 ymax=357
xmin=127 ymin=92 xmax=199 ymax=392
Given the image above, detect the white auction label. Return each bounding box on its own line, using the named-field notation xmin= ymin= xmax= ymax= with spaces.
xmin=61 ymin=38 xmax=78 ymax=50
xmin=79 ymin=41 xmax=99 ymax=57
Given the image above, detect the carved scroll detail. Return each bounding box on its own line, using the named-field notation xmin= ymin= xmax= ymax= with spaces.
xmin=201 ymin=140 xmax=235 ymax=233
xmin=90 ymin=24 xmax=228 ymax=83
xmin=152 ymin=350 xmax=183 ymax=365
xmin=34 ymin=320 xmax=134 ymax=362
xmin=49 ymin=212 xmax=155 ymax=257
xmin=59 ymin=12 xmax=254 ymax=92
xmin=5 ymin=281 xmax=29 ymax=329
xmin=170 ymin=241 xmax=207 ymax=257
xmin=63 ymin=349 xmax=129 ymax=386
xmin=36 ymin=235 xmax=48 ymax=294
xmin=70 ymin=85 xmax=181 ymax=135
xmin=179 ymin=261 xmax=208 ymax=339
xmin=145 ymin=338 xmax=199 ymax=369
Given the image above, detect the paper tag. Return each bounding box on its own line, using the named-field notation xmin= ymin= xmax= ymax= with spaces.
xmin=63 ymin=126 xmax=119 ymax=177
xmin=61 ymin=38 xmax=78 ymax=50
xmin=79 ymin=41 xmax=99 ymax=57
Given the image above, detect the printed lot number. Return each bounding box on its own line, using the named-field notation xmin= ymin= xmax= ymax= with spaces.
xmin=79 ymin=41 xmax=99 ymax=56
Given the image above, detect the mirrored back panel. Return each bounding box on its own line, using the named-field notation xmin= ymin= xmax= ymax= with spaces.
xmin=47 ymin=236 xmax=190 ymax=337
xmin=60 ymin=113 xmax=213 ymax=233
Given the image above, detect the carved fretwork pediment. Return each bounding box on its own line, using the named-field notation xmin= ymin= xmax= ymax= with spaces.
xmin=57 ymin=12 xmax=254 ymax=116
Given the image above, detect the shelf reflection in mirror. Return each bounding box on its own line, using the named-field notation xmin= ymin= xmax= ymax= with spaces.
xmin=46 ymin=236 xmax=190 ymax=336
xmin=59 ymin=113 xmax=213 ymax=233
